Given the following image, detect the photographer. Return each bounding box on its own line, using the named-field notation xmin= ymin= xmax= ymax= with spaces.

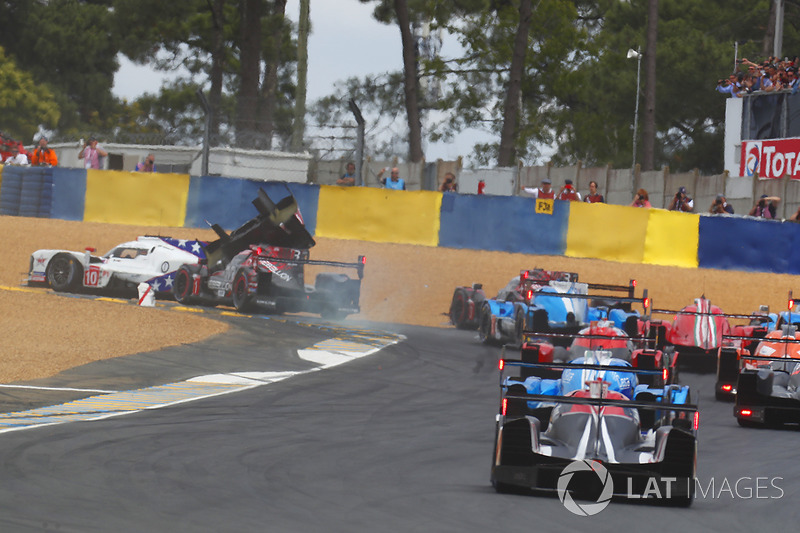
xmin=709 ymin=194 xmax=734 ymax=215
xmin=31 ymin=136 xmax=58 ymax=167
xmin=667 ymin=186 xmax=694 ymax=212
xmin=630 ymin=188 xmax=651 ymax=208
xmin=439 ymin=171 xmax=458 ymax=193
xmin=716 ymin=73 xmax=742 ymax=98
xmin=557 ymin=179 xmax=581 ymax=201
xmin=749 ymin=194 xmax=780 ymax=219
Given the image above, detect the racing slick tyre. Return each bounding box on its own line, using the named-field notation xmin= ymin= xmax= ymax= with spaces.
xmin=449 ymin=288 xmax=470 ymax=329
xmin=514 ymin=307 xmax=526 ymax=346
xmin=478 ymin=302 xmax=493 ymax=344
xmin=172 ymin=265 xmax=197 ymax=305
xmin=46 ymin=253 xmax=83 ymax=292
xmin=232 ymin=269 xmax=255 ymax=313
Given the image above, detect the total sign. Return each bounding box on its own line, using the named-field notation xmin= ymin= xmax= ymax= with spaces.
xmin=740 ymin=139 xmax=800 ymax=179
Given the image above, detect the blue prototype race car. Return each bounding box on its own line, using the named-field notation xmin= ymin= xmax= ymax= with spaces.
xmin=474 ymin=269 xmax=642 ymax=346
xmin=492 ymin=350 xmax=698 ymax=506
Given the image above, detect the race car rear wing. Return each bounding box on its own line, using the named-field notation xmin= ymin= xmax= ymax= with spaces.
xmin=530 ymin=288 xmax=649 ymax=308
xmin=498 ymin=359 xmax=699 ymax=428
xmin=257 ymin=255 xmax=367 ymax=279
xmin=520 ymin=331 xmax=656 ymax=345
xmin=650 ymin=307 xmax=766 ymax=321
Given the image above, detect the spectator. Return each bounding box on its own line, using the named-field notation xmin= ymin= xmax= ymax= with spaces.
xmin=440 ymin=172 xmax=458 ymax=193
xmin=477 ymin=180 xmax=486 ymax=194
xmin=789 ymin=206 xmax=800 ymax=223
xmin=135 ymin=153 xmax=156 ymax=172
xmin=3 ymin=145 xmax=29 ymax=166
xmin=709 ymin=194 xmax=734 ymax=215
xmin=30 ymin=136 xmax=58 ymax=167
xmin=377 ymin=167 xmax=406 ymax=190
xmin=749 ymin=194 xmax=780 ymax=219
xmin=584 ymin=180 xmax=604 ymax=203
xmin=521 ymin=177 xmax=555 ymax=199
xmin=716 ymin=73 xmax=742 ymax=97
xmin=78 ymin=136 xmax=108 ymax=169
xmin=336 ymin=161 xmax=356 ymax=186
xmin=557 ymin=179 xmax=581 ymax=201
xmin=667 ymin=186 xmax=694 ymax=212
xmin=630 ymin=188 xmax=651 ymax=208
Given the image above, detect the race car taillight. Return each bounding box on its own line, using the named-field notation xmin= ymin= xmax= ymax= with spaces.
xmin=643 ymin=297 xmax=650 ymax=310
xmin=498 ymin=359 xmax=505 ymax=371
xmin=526 ymin=289 xmax=533 ymax=301
xmin=739 ymin=409 xmax=752 ymax=417
xmin=662 ymin=368 xmax=668 ymax=382
xmin=501 ymin=397 xmax=508 ymax=416
xmin=721 ymin=384 xmax=733 ymax=392
xmin=631 ymin=279 xmax=637 ymax=287
xmin=522 ymin=270 xmax=529 ymax=280
xmin=256 ymin=246 xmax=263 ymax=255
xmin=789 ymin=299 xmax=794 ymax=311
xmin=360 ymin=256 xmax=366 ymax=265
xmin=693 ymin=411 xmax=700 ymax=431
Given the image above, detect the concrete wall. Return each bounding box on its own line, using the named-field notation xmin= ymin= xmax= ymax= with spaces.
xmin=51 ymin=143 xmax=311 ymax=182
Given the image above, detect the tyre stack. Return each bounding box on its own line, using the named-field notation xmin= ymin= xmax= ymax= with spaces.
xmin=0 ymin=166 xmax=54 ymax=218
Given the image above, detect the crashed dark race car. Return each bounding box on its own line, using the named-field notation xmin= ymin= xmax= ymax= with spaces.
xmin=172 ymin=186 xmax=365 ymax=320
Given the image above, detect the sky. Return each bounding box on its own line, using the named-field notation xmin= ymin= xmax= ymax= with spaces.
xmin=112 ymin=0 xmax=492 ymax=164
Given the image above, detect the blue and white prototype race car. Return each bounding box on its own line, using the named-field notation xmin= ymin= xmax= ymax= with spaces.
xmin=27 ymin=236 xmax=206 ymax=296
xmin=492 ymin=350 xmax=698 ymax=506
xmin=475 ymin=269 xmax=641 ymax=346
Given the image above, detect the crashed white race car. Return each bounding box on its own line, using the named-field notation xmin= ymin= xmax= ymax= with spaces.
xmin=27 ymin=236 xmax=206 ymax=295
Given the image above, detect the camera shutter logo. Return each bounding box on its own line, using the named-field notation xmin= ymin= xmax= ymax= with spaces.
xmin=557 ymin=459 xmax=614 ymax=516
xmin=745 ymin=141 xmax=762 ymax=177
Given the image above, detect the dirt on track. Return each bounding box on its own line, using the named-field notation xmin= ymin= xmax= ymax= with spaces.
xmin=1 ymin=215 xmax=795 ymax=383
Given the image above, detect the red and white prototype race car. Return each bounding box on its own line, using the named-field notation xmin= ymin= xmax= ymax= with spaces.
xmin=648 ymin=297 xmax=767 ymax=375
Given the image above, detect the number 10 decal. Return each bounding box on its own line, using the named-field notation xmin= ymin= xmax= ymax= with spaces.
xmin=84 ymin=265 xmax=101 ymax=286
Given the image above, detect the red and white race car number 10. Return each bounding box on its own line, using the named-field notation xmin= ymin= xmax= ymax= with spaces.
xmin=84 ymin=265 xmax=101 ymax=287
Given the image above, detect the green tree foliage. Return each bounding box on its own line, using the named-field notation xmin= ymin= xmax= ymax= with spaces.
xmin=113 ymin=0 xmax=296 ymax=149
xmin=545 ymin=0 xmax=798 ymax=174
xmin=0 ymin=46 xmax=60 ymax=141
xmin=0 ymin=0 xmax=118 ymax=134
xmin=428 ymin=0 xmax=585 ymax=166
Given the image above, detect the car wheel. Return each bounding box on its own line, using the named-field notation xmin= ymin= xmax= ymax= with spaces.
xmin=232 ymin=269 xmax=254 ymax=313
xmin=172 ymin=266 xmax=195 ymax=304
xmin=478 ymin=302 xmax=493 ymax=344
xmin=46 ymin=253 xmax=83 ymax=292
xmin=514 ymin=307 xmax=526 ymax=346
xmin=450 ymin=288 xmax=468 ymax=329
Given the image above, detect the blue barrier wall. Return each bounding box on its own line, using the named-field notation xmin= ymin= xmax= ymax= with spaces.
xmin=0 ymin=167 xmax=54 ymax=217
xmin=51 ymin=168 xmax=86 ymax=221
xmin=697 ymin=215 xmax=797 ymax=274
xmin=438 ymin=194 xmax=569 ymax=255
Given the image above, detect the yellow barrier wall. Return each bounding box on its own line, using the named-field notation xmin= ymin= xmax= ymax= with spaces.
xmin=316 ymin=186 xmax=442 ymax=246
xmin=565 ymin=202 xmax=649 ymax=263
xmin=84 ymin=170 xmax=190 ymax=226
xmin=642 ymin=209 xmax=699 ymax=268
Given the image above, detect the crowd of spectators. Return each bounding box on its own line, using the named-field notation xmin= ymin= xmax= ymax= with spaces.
xmin=716 ymin=55 xmax=800 ymax=97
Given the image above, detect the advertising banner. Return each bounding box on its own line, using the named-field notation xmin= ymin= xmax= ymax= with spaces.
xmin=740 ymin=138 xmax=800 ymax=179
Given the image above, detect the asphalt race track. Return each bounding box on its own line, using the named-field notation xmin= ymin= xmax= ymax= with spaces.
xmin=0 ymin=314 xmax=799 ymax=532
